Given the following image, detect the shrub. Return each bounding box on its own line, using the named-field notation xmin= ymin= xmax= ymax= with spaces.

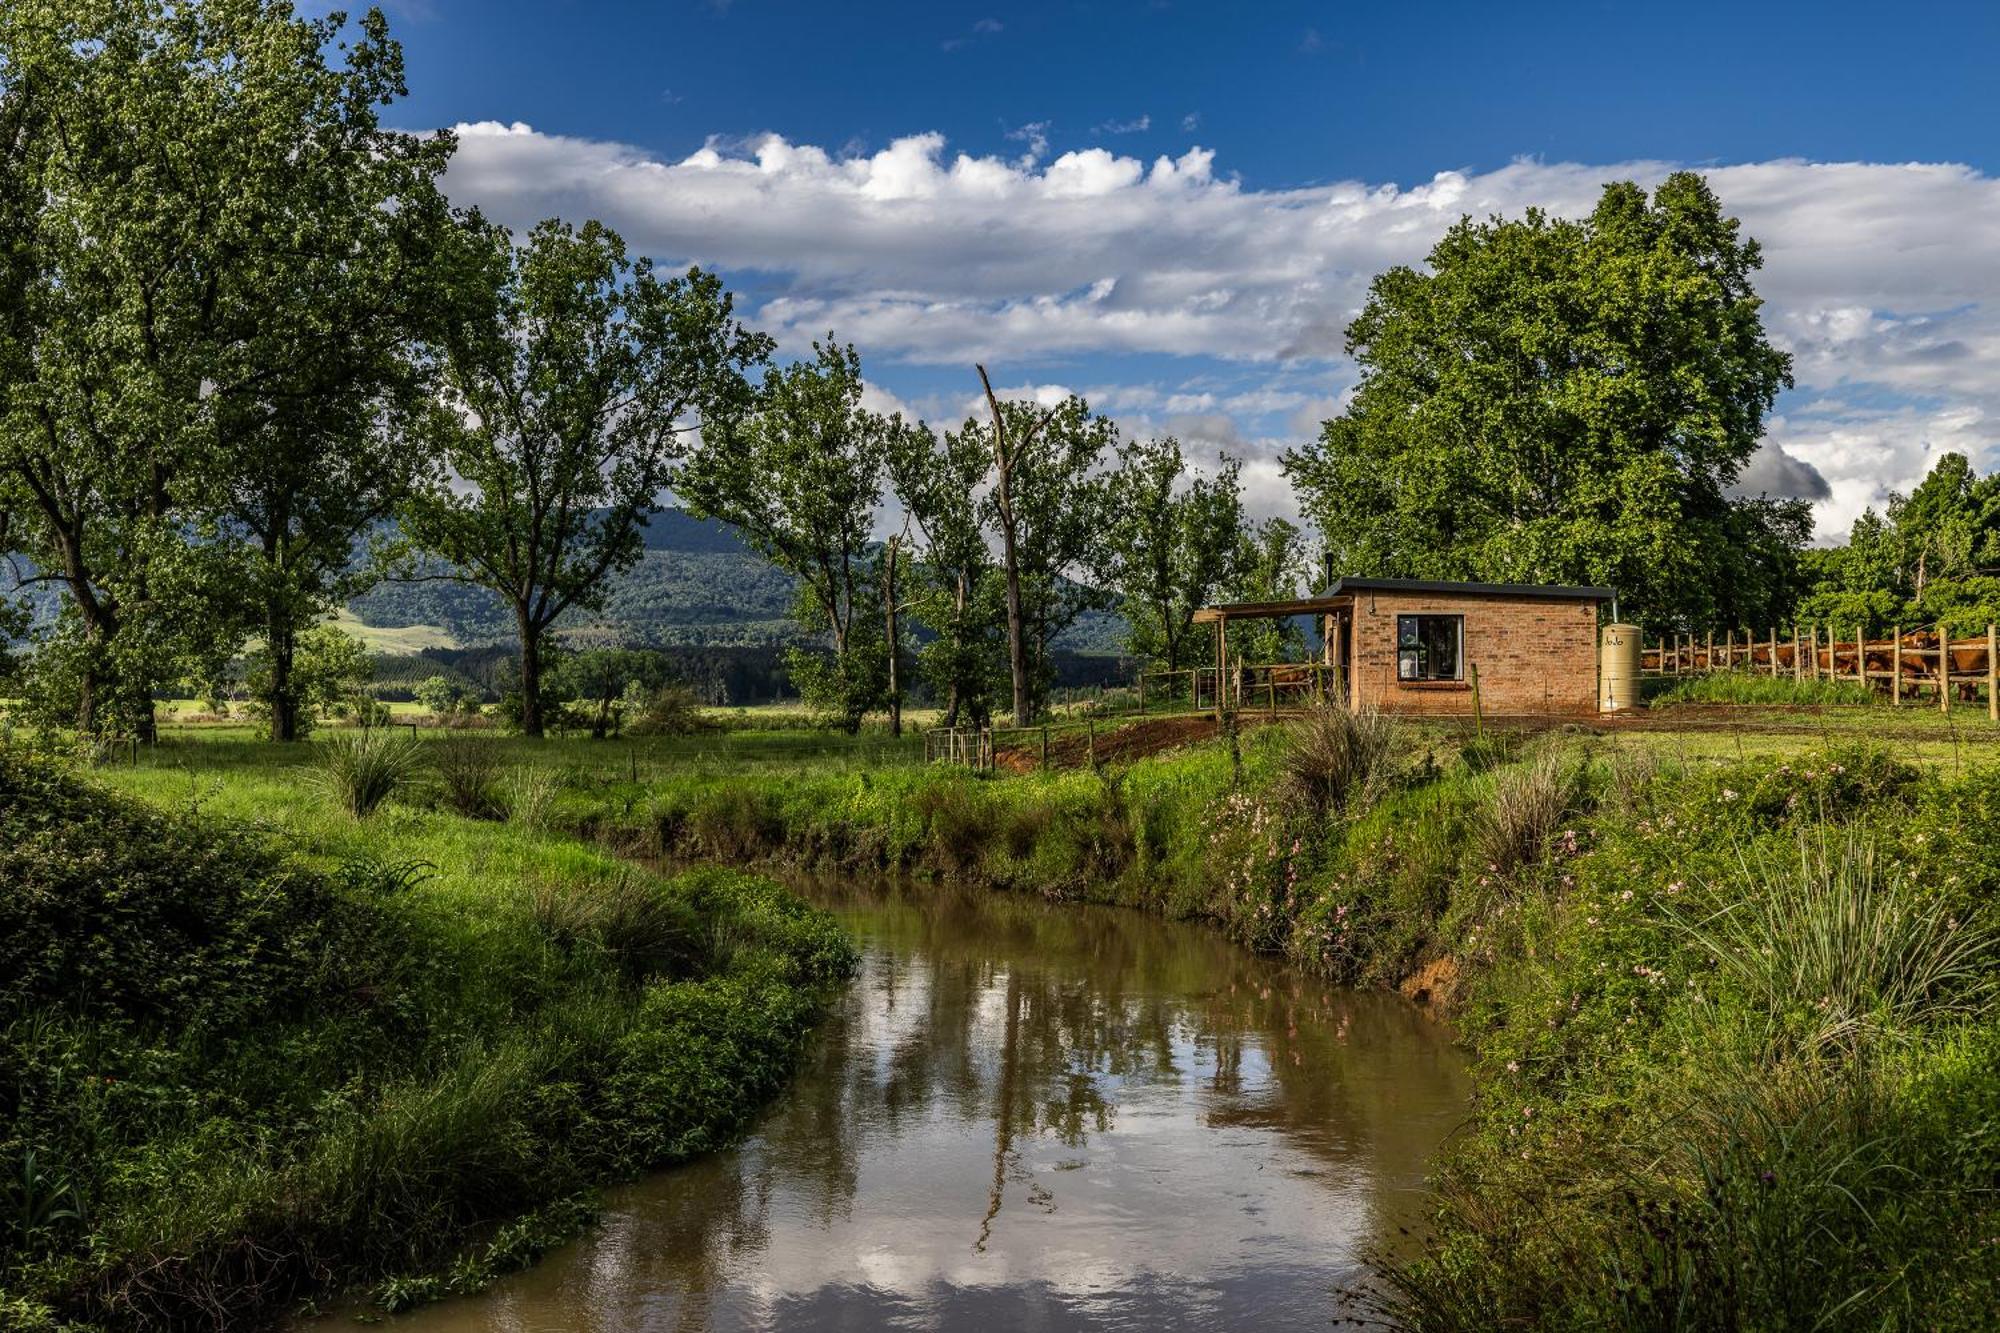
xmin=432 ymin=735 xmax=506 ymax=820
xmin=625 ymin=683 xmax=712 ymax=737
xmin=1280 ymin=704 xmax=1397 ymax=816
xmin=318 ymin=731 xmax=425 ymax=818
xmin=1472 ymin=745 xmax=1585 ymax=877
xmin=1675 ymin=833 xmax=1997 ymax=1055
xmin=506 ymin=767 xmax=560 ymax=831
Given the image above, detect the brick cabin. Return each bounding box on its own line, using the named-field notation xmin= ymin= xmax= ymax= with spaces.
xmin=1193 ymin=577 xmax=1615 ymax=718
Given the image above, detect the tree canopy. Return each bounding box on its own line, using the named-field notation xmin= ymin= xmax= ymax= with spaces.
xmin=1284 ymin=171 xmax=1806 ymax=630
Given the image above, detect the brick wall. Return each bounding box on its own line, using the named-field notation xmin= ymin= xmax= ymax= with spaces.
xmin=1347 ymin=591 xmax=1600 ymax=717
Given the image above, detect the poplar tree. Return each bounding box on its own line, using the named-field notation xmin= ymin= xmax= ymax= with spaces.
xmin=406 ymin=217 xmax=768 ymax=737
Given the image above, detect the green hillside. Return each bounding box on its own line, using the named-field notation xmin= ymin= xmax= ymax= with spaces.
xmin=346 ymin=507 xmax=1126 ymax=654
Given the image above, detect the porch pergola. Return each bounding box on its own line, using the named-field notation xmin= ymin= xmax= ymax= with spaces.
xmin=1191 ymin=593 xmax=1353 ymax=720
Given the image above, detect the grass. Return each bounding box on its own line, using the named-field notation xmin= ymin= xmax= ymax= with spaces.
xmin=0 ymin=744 xmax=854 ymax=1329
xmin=1652 ymin=670 xmax=1881 ymax=707
xmin=15 ymin=696 xmax=2000 ymax=1327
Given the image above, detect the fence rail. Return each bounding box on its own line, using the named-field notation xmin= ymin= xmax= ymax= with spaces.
xmin=1642 ymin=623 xmax=1999 ymax=717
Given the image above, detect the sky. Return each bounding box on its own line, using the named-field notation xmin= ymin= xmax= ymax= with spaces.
xmin=367 ymin=0 xmax=2000 ymax=542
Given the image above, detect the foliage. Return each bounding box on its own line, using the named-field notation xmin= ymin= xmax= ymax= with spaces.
xmin=678 ymin=341 xmax=886 ymax=731
xmin=1101 ymin=437 xmax=1245 ymax=671
xmin=1652 ymin=671 xmax=1876 ymax=707
xmin=0 ymin=1 xmax=447 ymax=740
xmin=0 ymin=748 xmax=852 ymax=1325
xmin=625 ymin=683 xmax=713 ymax=738
xmin=247 ymin=624 xmax=373 ymax=739
xmin=403 ymin=216 xmax=769 ymax=736
xmin=1284 ymin=172 xmax=1806 ymax=632
xmin=431 ymin=734 xmax=506 ymax=819
xmin=1225 ymin=516 xmax=1312 ymax=663
xmin=1798 ymin=451 xmax=2000 ymax=631
xmin=971 ymin=375 xmax=1118 ymax=724
xmin=317 ymin=729 xmax=425 ymax=817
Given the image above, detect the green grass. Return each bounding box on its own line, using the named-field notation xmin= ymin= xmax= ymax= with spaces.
xmin=1651 ymin=670 xmax=1881 ymax=707
xmin=1 ymin=745 xmax=854 ymax=1329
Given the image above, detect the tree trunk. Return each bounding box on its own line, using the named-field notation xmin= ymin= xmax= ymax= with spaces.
xmin=518 ymin=612 xmax=545 ymax=738
xmin=267 ymin=611 xmax=300 ymax=742
xmin=980 ymin=364 xmax=1033 ymax=728
xmin=883 ymin=536 xmax=902 ymax=738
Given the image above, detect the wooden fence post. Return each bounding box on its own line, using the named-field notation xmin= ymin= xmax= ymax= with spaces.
xmin=1040 ymin=723 xmax=1049 ymax=768
xmin=1940 ymin=622 xmax=1951 ymax=714
xmin=1793 ymin=627 xmax=1802 ymax=683
xmin=1990 ymin=623 xmax=1998 ymax=723
xmin=1706 ymin=630 xmax=1714 ymax=672
xmin=1768 ymin=626 xmax=1778 ymax=678
xmin=1087 ymin=717 xmax=1096 ymax=768
xmin=1892 ymin=625 xmax=1902 ymax=706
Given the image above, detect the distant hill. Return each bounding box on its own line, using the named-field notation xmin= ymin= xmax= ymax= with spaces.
xmin=345 ymin=507 xmax=1127 ymax=654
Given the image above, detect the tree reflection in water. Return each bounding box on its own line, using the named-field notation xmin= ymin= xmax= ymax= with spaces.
xmin=361 ymin=879 xmax=1469 ymax=1333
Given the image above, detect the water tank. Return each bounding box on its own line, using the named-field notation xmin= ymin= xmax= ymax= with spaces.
xmin=1599 ymin=622 xmax=1642 ymax=712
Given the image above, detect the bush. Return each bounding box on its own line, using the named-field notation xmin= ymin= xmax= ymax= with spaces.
xmin=432 ymin=735 xmax=505 ymax=820
xmin=1280 ymin=704 xmax=1397 ymax=816
xmin=1471 ymin=745 xmax=1585 ymax=877
xmin=625 ymin=683 xmax=712 ymax=737
xmin=318 ymin=731 xmax=425 ymax=817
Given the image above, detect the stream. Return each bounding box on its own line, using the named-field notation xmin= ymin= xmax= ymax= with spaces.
xmin=355 ymin=878 xmax=1469 ymax=1331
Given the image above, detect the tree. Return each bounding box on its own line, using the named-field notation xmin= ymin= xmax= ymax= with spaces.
xmin=1796 ymin=452 xmax=2000 ymax=630
xmin=245 ymin=622 xmax=370 ymax=737
xmin=884 ymin=415 xmax=1003 ymax=728
xmin=1283 ymin=172 xmax=1801 ymax=630
xmin=414 ymin=673 xmax=470 ymax=719
xmin=552 ymin=647 xmax=666 ymax=739
xmin=0 ymin=0 xmax=442 ymax=738
xmin=678 ymin=341 xmax=885 ymax=732
xmin=405 ymin=216 xmax=768 ymax=737
xmin=1227 ymin=518 xmax=1310 ymax=664
xmin=1102 ymin=436 xmax=1245 ymax=670
xmin=974 ymin=369 xmax=1116 ymax=725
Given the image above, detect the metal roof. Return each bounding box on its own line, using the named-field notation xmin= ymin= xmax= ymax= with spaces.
xmin=1327 ymin=576 xmax=1616 ymax=602
xmin=1192 ymin=577 xmax=1615 ymax=623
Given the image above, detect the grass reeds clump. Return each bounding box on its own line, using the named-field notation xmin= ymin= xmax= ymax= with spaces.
xmin=1280 ymin=703 xmax=1398 ymax=817
xmin=432 ymin=734 xmax=506 ymax=819
xmin=1472 ymin=744 xmax=1587 ymax=877
xmin=1676 ymin=833 xmax=1996 ymax=1055
xmin=505 ymin=765 xmax=560 ymax=831
xmin=318 ymin=729 xmax=425 ymax=817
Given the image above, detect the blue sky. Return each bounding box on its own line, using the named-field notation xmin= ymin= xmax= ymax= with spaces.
xmin=371 ymin=0 xmax=2000 ymax=539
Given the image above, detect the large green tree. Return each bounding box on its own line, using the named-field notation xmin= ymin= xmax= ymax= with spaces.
xmin=677 ymin=340 xmax=886 ymax=731
xmin=973 ymin=370 xmax=1116 ymax=725
xmin=1798 ymin=451 xmax=2000 ymax=630
xmin=1284 ymin=172 xmax=1804 ymax=629
xmin=884 ymin=415 xmax=1003 ymax=728
xmin=0 ymin=0 xmax=443 ymax=738
xmin=1102 ymin=437 xmax=1244 ymax=670
xmin=405 ymin=216 xmax=768 ymax=737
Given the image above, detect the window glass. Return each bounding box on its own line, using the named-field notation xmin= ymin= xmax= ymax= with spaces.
xmin=1396 ymin=614 xmax=1463 ymax=681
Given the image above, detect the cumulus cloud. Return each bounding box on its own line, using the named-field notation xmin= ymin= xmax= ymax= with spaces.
xmin=440 ymin=122 xmax=2000 ymax=540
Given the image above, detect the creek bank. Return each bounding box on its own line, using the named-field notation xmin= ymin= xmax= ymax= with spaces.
xmin=1 ymin=751 xmax=855 ymax=1330
xmin=563 ymin=724 xmax=2000 ymax=1327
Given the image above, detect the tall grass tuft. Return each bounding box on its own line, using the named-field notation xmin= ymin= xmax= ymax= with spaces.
xmin=531 ymin=873 xmax=701 ymax=982
xmin=1280 ymin=703 xmax=1398 ymax=817
xmin=1473 ymin=745 xmax=1585 ymax=877
xmin=505 ymin=767 xmax=560 ymax=831
xmin=317 ymin=731 xmax=425 ymax=818
xmin=1675 ymin=833 xmax=1997 ymax=1054
xmin=432 ymin=735 xmax=505 ymax=819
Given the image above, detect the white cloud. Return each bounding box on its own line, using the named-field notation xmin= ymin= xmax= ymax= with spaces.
xmin=1094 ymin=114 xmax=1151 ymax=135
xmin=441 ymin=122 xmax=2000 ymax=541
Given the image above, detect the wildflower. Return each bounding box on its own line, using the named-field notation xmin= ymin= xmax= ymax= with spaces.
xmin=1506 ymin=1060 xmax=1519 ymax=1074
xmin=1720 ymin=788 xmax=1738 ymax=802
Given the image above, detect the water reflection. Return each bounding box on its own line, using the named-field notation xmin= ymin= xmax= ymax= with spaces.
xmin=364 ymin=880 xmax=1469 ymax=1332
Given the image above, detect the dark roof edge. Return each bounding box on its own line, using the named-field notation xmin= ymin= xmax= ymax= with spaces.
xmin=1328 ymin=577 xmax=1616 ymax=602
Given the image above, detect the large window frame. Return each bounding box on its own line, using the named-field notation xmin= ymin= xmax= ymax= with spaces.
xmin=1396 ymin=613 xmax=1465 ymax=683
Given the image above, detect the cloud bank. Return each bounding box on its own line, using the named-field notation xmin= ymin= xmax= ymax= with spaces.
xmin=441 ymin=122 xmax=2000 ymax=540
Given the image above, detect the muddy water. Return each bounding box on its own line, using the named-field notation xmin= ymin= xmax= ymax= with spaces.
xmin=364 ymin=880 xmax=1469 ymax=1332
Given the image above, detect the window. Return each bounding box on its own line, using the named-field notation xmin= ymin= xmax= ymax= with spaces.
xmin=1397 ymin=614 xmax=1464 ymax=682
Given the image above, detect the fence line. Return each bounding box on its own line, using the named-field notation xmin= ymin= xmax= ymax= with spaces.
xmin=1641 ymin=623 xmax=1999 ymax=717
